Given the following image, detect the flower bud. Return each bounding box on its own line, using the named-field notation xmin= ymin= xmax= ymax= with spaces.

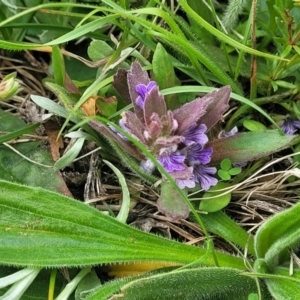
xmin=0 ymin=73 xmax=22 ymax=101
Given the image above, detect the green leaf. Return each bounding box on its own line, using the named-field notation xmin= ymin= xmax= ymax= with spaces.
xmin=248 ymin=293 xmax=259 ymax=300
xmin=96 ymin=96 xmax=118 ymax=118
xmin=0 ymin=109 xmax=62 ymax=192
xmin=51 ymin=45 xmax=65 ymax=87
xmin=0 ymin=267 xmax=66 ymax=299
xmin=88 ymin=40 xmax=115 ymax=62
xmin=44 ymin=81 xmax=80 ymax=111
xmin=220 ymin=158 xmax=232 ymax=171
xmin=0 ymin=180 xmax=246 ymax=269
xmin=152 ymin=43 xmax=179 ymax=110
xmin=92 ymin=267 xmax=265 ymax=300
xmin=218 ymin=169 xmax=231 ymax=180
xmin=208 ymin=130 xmax=297 ymax=165
xmin=53 ymin=137 xmax=85 ymax=171
xmin=157 ymin=181 xmax=190 ymax=220
xmin=0 ymin=123 xmax=40 ymax=144
xmin=75 ymin=269 xmax=101 ymax=300
xmin=199 ymin=182 xmax=231 ymax=213
xmin=178 ymin=0 xmax=288 ymax=62
xmin=243 ymin=120 xmax=267 ymax=131
xmin=0 ymin=9 xmax=12 ymax=40
xmin=201 ymin=211 xmax=255 ymax=256
xmin=103 ymin=159 xmax=130 ymax=224
xmin=264 ymin=267 xmax=300 ymax=300
xmin=31 ymin=95 xmax=80 ymax=123
xmin=255 ymin=201 xmax=300 ymax=267
xmin=0 ymin=142 xmax=61 ymax=192
xmin=229 ymin=167 xmax=242 ymax=176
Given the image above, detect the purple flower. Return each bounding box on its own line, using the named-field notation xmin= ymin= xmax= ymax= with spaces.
xmin=176 ymin=178 xmax=196 ymax=189
xmin=140 ymin=159 xmax=155 ymax=174
xmin=135 ymin=81 xmax=157 ymax=109
xmin=219 ymin=126 xmax=238 ymax=138
xmin=158 ymin=151 xmax=186 ymax=172
xmin=182 ymin=123 xmax=208 ymax=146
xmin=193 ymin=164 xmax=218 ymax=191
xmin=186 ymin=144 xmax=213 ymax=165
xmin=281 ymin=118 xmax=300 ymax=135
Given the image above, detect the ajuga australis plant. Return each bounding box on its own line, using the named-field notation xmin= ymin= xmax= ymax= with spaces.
xmin=90 ymin=62 xmax=229 ymax=187
xmin=89 ymin=62 xmax=297 ymax=220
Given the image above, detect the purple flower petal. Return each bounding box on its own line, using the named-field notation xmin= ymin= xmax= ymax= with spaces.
xmin=182 ymin=123 xmax=208 ymax=146
xmin=158 ymin=152 xmax=186 ymax=172
xmin=186 ymin=144 xmax=213 ymax=165
xmin=219 ymin=126 xmax=238 ymax=138
xmin=140 ymin=159 xmax=155 ymax=174
xmin=176 ymin=178 xmax=196 ymax=189
xmin=281 ymin=118 xmax=300 ymax=135
xmin=193 ymin=164 xmax=218 ymax=191
xmin=168 ymin=167 xmax=195 ymax=189
xmin=135 ymin=81 xmax=157 ymax=109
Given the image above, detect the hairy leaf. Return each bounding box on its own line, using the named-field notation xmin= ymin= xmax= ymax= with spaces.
xmin=0 ymin=180 xmax=246 ymax=269
xmin=143 ymin=86 xmax=167 ymax=126
xmin=93 ymin=267 xmax=268 ymax=300
xmin=255 ymin=201 xmax=300 ymax=267
xmin=157 ymin=181 xmax=190 ymax=220
xmin=208 ymin=130 xmax=297 ymax=165
xmin=199 ymin=86 xmax=231 ymax=131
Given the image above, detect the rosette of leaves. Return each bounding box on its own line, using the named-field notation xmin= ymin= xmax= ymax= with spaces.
xmin=89 ymin=62 xmax=297 ymax=220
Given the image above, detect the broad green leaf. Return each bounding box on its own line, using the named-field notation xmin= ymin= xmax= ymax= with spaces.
xmin=90 ymin=267 xmax=268 ymax=300
xmin=255 ymin=201 xmax=300 ymax=267
xmin=88 ymin=40 xmax=115 ymax=62
xmin=152 ymin=43 xmax=179 ymax=110
xmin=0 ymin=108 xmax=26 ymax=131
xmin=0 ymin=180 xmax=245 ymax=269
xmin=199 ymin=182 xmax=231 ymax=213
xmin=157 ymin=181 xmax=190 ymax=221
xmin=243 ymin=120 xmax=267 ymax=132
xmin=0 ymin=142 xmax=61 ymax=192
xmin=208 ymin=130 xmax=296 ymax=165
xmin=0 ymin=109 xmax=62 ymax=192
